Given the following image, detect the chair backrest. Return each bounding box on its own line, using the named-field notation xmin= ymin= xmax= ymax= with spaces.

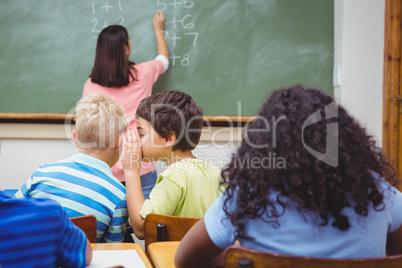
xmin=224 ymin=246 xmax=402 ymax=268
xmin=70 ymin=215 xmax=97 ymax=243
xmin=144 ymin=213 xmax=200 ymax=254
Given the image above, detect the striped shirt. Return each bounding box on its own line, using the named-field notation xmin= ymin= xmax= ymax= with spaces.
xmin=0 ymin=190 xmax=87 ymax=268
xmin=14 ymin=153 xmax=128 ymax=243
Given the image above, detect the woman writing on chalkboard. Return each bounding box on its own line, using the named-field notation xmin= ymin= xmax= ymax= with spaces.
xmin=83 ymin=11 xmax=169 ymax=198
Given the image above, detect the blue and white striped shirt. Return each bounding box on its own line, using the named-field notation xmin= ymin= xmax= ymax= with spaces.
xmin=14 ymin=153 xmax=128 ymax=243
xmin=0 ymin=191 xmax=87 ymax=268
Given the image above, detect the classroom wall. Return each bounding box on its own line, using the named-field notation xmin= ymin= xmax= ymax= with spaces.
xmin=334 ymin=0 xmax=384 ymax=144
xmin=0 ymin=0 xmax=385 ymax=190
xmin=0 ymin=125 xmax=241 ymax=189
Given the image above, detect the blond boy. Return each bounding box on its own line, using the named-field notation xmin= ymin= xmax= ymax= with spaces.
xmin=15 ymin=93 xmax=129 ymax=243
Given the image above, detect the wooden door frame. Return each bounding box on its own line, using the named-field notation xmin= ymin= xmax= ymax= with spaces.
xmin=383 ymin=0 xmax=402 ymax=185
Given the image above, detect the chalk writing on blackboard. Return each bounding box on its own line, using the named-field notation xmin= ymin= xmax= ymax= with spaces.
xmin=159 ymin=0 xmax=198 ymax=67
xmin=157 ymin=0 xmax=194 ymax=11
xmin=90 ymin=0 xmax=125 ymax=40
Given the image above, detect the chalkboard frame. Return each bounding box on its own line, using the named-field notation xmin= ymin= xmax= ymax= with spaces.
xmin=0 ymin=113 xmax=253 ymax=127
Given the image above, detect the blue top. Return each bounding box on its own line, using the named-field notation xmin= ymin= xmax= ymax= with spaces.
xmin=2 ymin=189 xmax=17 ymax=197
xmin=0 ymin=190 xmax=87 ymax=268
xmin=204 ymin=177 xmax=402 ymax=258
xmin=14 ymin=153 xmax=128 ymax=243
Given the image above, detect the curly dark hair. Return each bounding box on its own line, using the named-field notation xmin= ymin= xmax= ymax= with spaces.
xmin=221 ymin=85 xmax=396 ymax=239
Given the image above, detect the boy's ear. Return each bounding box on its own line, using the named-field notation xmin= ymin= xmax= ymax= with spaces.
xmin=71 ymin=129 xmax=79 ymax=147
xmin=165 ymin=133 xmax=176 ymax=147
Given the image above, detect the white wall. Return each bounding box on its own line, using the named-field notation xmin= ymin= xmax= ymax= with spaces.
xmin=334 ymin=0 xmax=385 ymax=143
xmin=0 ymin=125 xmax=241 ymax=189
xmin=0 ymin=0 xmax=386 ymax=189
xmin=0 ymin=139 xmax=78 ymax=188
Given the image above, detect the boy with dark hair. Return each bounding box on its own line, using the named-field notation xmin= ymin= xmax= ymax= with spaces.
xmin=123 ymin=91 xmax=222 ymax=239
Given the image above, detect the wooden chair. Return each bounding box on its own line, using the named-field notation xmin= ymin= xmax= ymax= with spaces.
xmin=144 ymin=213 xmax=200 ymax=254
xmin=71 ymin=215 xmax=97 ymax=243
xmin=224 ymin=246 xmax=402 ymax=268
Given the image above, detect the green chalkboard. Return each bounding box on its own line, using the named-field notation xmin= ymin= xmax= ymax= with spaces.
xmin=0 ymin=0 xmax=333 ymax=117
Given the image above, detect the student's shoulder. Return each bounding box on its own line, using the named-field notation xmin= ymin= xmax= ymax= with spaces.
xmin=33 ymin=156 xmax=79 ymax=172
xmin=190 ymin=158 xmax=221 ymax=176
xmin=158 ymin=164 xmax=182 ymax=180
xmin=198 ymin=158 xmax=221 ymax=170
xmin=157 ymin=160 xmax=192 ymax=183
xmin=12 ymin=195 xmax=64 ymax=214
xmin=162 ymin=158 xmax=220 ymax=178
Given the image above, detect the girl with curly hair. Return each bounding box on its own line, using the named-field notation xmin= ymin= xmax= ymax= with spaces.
xmin=175 ymin=85 xmax=402 ymax=267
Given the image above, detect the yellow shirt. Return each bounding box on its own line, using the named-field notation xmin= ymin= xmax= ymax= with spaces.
xmin=140 ymin=158 xmax=222 ymax=218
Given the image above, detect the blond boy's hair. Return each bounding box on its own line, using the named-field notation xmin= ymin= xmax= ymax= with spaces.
xmin=75 ymin=93 xmax=129 ymax=149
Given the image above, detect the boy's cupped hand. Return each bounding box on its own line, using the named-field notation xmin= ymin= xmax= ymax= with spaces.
xmin=122 ymin=130 xmax=142 ymax=174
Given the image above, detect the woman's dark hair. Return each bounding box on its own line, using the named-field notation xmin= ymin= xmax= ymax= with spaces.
xmin=90 ymin=25 xmax=136 ymax=87
xmin=136 ymin=91 xmax=204 ymax=152
xmin=221 ymin=85 xmax=396 ymax=239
